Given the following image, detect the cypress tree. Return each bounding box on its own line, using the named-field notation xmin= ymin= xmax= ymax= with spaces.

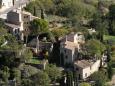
xmin=33 ymin=6 xmax=37 ymax=16
xmin=66 ymin=71 xmax=73 ymax=86
xmin=107 ymin=62 xmax=113 ymax=80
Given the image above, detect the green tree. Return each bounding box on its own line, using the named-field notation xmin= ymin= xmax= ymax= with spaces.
xmin=107 ymin=45 xmax=111 ymax=62
xmin=12 ymin=68 xmax=21 ymax=84
xmin=37 ymin=0 xmax=54 ymax=12
xmin=0 ymin=37 xmax=33 ymax=67
xmin=51 ymin=28 xmax=68 ymax=38
xmin=57 ymin=0 xmax=96 ymax=18
xmin=24 ymin=1 xmax=38 ymax=16
xmin=90 ymin=12 xmax=109 ymax=41
xmin=32 ymin=70 xmax=50 ymax=86
xmin=21 ymin=79 xmax=33 ymax=86
xmin=30 ymin=19 xmax=49 ymax=36
xmin=25 ymin=0 xmax=54 ymax=16
xmin=50 ymin=41 xmax=60 ymax=65
xmin=0 ymin=66 xmax=10 ymax=84
xmin=73 ymin=71 xmax=79 ymax=86
xmin=90 ymin=71 xmax=108 ymax=86
xmin=109 ymin=4 xmax=115 ymax=20
xmin=45 ymin=64 xmax=62 ymax=82
xmin=66 ymin=71 xmax=73 ymax=86
xmin=0 ymin=28 xmax=8 ymax=46
xmin=0 ymin=19 xmax=5 ymax=28
xmin=21 ymin=48 xmax=33 ymax=62
xmin=85 ymin=39 xmax=106 ymax=58
xmin=109 ymin=4 xmax=115 ymax=35
xmin=21 ymin=65 xmax=40 ymax=78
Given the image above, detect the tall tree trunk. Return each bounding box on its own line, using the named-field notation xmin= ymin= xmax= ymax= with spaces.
xmin=41 ymin=9 xmax=45 ymax=19
xmin=34 ymin=6 xmax=37 ymax=16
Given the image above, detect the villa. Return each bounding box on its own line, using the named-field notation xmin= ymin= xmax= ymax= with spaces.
xmin=5 ymin=9 xmax=39 ymax=40
xmin=60 ymin=32 xmax=107 ymax=80
xmin=74 ymin=60 xmax=101 ymax=80
xmin=60 ymin=32 xmax=85 ymax=65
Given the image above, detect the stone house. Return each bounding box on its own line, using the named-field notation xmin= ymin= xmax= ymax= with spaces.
xmin=5 ymin=9 xmax=39 ymax=40
xmin=60 ymin=32 xmax=107 ymax=80
xmin=0 ymin=0 xmax=13 ymax=9
xmin=74 ymin=60 xmax=101 ymax=80
xmin=60 ymin=32 xmax=85 ymax=65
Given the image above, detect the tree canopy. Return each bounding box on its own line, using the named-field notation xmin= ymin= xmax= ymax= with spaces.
xmin=90 ymin=71 xmax=108 ymax=86
xmin=30 ymin=19 xmax=49 ymax=36
xmin=85 ymin=39 xmax=106 ymax=57
xmin=45 ymin=64 xmax=62 ymax=82
xmin=31 ymin=70 xmax=50 ymax=86
xmin=51 ymin=28 xmax=69 ymax=38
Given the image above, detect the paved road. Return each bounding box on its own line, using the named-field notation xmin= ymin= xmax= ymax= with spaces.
xmin=0 ymin=0 xmax=30 ymax=15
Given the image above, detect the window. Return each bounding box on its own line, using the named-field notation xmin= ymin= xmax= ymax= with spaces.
xmin=90 ymin=66 xmax=92 ymax=70
xmin=25 ymin=29 xmax=28 ymax=31
xmin=65 ymin=56 xmax=68 ymax=59
xmin=85 ymin=73 xmax=87 ymax=77
xmin=24 ymin=16 xmax=28 ymax=18
xmin=64 ymin=50 xmax=66 ymax=53
xmin=27 ymin=22 xmax=29 ymax=24
xmin=76 ymin=68 xmax=79 ymax=71
xmin=15 ymin=29 xmax=17 ymax=34
xmin=79 ymin=74 xmax=81 ymax=79
xmin=17 ymin=29 xmax=20 ymax=33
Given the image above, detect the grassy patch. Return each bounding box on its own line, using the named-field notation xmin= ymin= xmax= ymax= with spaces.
xmin=103 ymin=35 xmax=115 ymax=41
xmin=27 ymin=58 xmax=42 ymax=64
xmin=111 ymin=51 xmax=115 ymax=61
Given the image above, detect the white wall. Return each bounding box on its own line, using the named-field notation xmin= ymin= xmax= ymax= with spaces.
xmin=82 ymin=60 xmax=100 ymax=79
xmin=82 ymin=67 xmax=91 ymax=79
xmin=74 ymin=60 xmax=101 ymax=80
xmin=74 ymin=34 xmax=85 ymax=43
xmin=90 ymin=60 xmax=100 ymax=74
xmin=2 ymin=0 xmax=13 ymax=8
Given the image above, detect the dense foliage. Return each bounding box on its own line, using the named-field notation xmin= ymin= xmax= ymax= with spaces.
xmin=1 ymin=0 xmax=115 ymax=85
xmin=30 ymin=19 xmax=49 ymax=35
xmin=45 ymin=64 xmax=62 ymax=82
xmin=90 ymin=71 xmax=108 ymax=86
xmin=85 ymin=39 xmax=106 ymax=57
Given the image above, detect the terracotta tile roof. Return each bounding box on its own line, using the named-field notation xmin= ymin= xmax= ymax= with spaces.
xmin=5 ymin=23 xmax=20 ymax=28
xmin=61 ymin=32 xmax=84 ymax=42
xmin=64 ymin=41 xmax=78 ymax=50
xmin=60 ymin=32 xmax=84 ymax=50
xmin=74 ymin=60 xmax=94 ymax=68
